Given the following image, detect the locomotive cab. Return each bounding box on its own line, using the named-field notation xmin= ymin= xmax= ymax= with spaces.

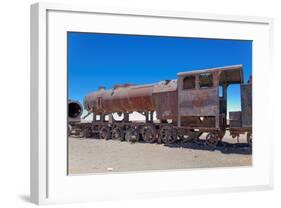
xmin=177 ymin=65 xmax=244 ymax=131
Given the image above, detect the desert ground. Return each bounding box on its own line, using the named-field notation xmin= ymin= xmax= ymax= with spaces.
xmin=68 ymin=131 xmax=252 ymax=174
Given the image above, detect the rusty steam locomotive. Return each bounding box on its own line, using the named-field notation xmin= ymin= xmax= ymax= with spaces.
xmin=68 ymin=65 xmax=252 ymax=146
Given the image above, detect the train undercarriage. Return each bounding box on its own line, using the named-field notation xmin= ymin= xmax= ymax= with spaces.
xmin=68 ymin=114 xmax=252 ymax=147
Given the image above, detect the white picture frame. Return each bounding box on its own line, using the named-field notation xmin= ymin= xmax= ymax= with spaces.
xmin=30 ymin=2 xmax=274 ymax=205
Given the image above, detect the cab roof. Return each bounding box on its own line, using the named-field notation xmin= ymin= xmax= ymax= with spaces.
xmin=177 ymin=64 xmax=244 ymax=84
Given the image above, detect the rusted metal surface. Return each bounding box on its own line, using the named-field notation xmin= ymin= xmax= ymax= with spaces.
xmin=177 ymin=65 xmax=244 ymax=84
xmin=241 ymin=82 xmax=252 ymax=127
xmin=177 ymin=65 xmax=243 ymax=129
xmin=70 ymin=65 xmax=253 ymax=147
xmin=229 ymin=111 xmax=242 ymax=128
xmin=178 ymin=87 xmax=219 ymax=116
xmin=84 ymin=83 xmax=155 ymax=113
xmin=84 ymin=65 xmax=244 ymax=128
xmin=84 ymin=80 xmax=178 ymax=120
xmin=180 ymin=116 xmax=216 ymax=128
xmin=152 ymin=80 xmax=178 ymax=120
xmin=177 ymin=71 xmax=220 ymax=128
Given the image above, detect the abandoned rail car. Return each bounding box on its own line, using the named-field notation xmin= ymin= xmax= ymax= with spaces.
xmin=68 ymin=65 xmax=252 ymax=146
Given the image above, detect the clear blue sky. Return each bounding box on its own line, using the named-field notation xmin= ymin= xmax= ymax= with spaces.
xmin=68 ymin=32 xmax=252 ymax=113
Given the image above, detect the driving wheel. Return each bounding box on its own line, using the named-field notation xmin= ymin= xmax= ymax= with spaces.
xmin=112 ymin=127 xmax=124 ymax=141
xmin=205 ymin=132 xmax=219 ymax=147
xmin=125 ymin=127 xmax=140 ymax=143
xmin=142 ymin=125 xmax=157 ymax=143
xmin=99 ymin=126 xmax=111 ymax=140
xmin=160 ymin=126 xmax=177 ymax=144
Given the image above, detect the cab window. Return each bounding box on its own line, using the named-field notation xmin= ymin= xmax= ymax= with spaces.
xmin=183 ymin=76 xmax=195 ymax=90
xmin=199 ymin=73 xmax=213 ymax=88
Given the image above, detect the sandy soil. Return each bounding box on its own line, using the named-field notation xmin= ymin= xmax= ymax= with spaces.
xmin=68 ymin=131 xmax=252 ymax=174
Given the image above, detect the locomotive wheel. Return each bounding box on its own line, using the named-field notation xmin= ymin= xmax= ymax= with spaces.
xmin=99 ymin=126 xmax=111 ymax=140
xmin=205 ymin=132 xmax=219 ymax=147
xmin=82 ymin=127 xmax=92 ymax=138
xmin=247 ymin=132 xmax=252 ymax=146
xmin=125 ymin=127 xmax=140 ymax=143
xmin=112 ymin=127 xmax=124 ymax=141
xmin=160 ymin=126 xmax=177 ymax=144
xmin=142 ymin=125 xmax=157 ymax=143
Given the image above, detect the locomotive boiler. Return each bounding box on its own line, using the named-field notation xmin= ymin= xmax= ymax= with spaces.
xmin=69 ymin=64 xmax=252 ymax=146
xmin=83 ymin=80 xmax=178 ymax=121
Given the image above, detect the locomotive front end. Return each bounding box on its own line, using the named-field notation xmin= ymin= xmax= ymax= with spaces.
xmin=68 ymin=99 xmax=83 ymax=121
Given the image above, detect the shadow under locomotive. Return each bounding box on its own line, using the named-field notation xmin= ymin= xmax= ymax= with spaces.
xmin=164 ymin=139 xmax=252 ymax=155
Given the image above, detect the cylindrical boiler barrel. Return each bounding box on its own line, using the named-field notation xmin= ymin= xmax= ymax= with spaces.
xmin=83 ymin=84 xmax=155 ymax=114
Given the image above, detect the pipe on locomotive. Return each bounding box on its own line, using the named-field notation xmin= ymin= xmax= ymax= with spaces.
xmin=68 ymin=99 xmax=83 ymax=119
